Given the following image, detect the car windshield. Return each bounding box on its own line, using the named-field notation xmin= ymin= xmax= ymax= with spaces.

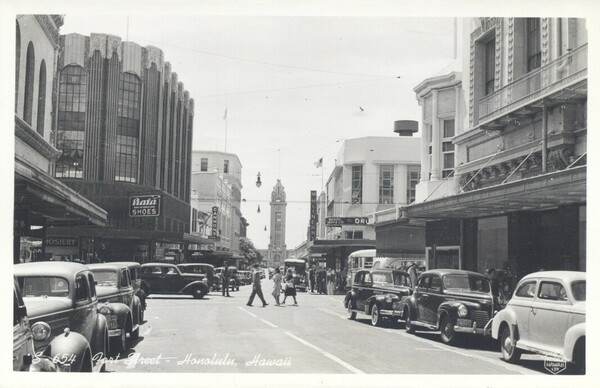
xmin=443 ymin=275 xmax=490 ymax=293
xmin=571 ymin=280 xmax=586 ymax=301
xmin=372 ymin=272 xmax=393 ymax=284
xmin=18 ymin=276 xmax=70 ymax=297
xmin=92 ymin=270 xmax=118 ymax=286
xmin=393 ymin=272 xmax=411 ymax=287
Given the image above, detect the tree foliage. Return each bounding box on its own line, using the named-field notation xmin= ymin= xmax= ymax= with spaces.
xmin=239 ymin=237 xmax=262 ymax=265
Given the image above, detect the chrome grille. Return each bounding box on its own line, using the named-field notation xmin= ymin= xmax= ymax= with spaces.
xmin=469 ymin=310 xmax=490 ymax=328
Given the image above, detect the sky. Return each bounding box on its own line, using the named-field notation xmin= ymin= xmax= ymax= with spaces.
xmin=56 ymin=13 xmax=456 ymax=250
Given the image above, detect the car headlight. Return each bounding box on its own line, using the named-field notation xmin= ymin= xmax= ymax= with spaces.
xmin=385 ymin=295 xmax=399 ymax=304
xmin=202 ymin=278 xmax=208 ymax=283
xmin=457 ymin=304 xmax=468 ymax=318
xmin=99 ymin=306 xmax=111 ymax=315
xmin=31 ymin=321 xmax=52 ymax=341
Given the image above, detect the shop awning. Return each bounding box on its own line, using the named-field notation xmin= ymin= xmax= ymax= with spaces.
xmin=406 ymin=166 xmax=586 ymax=219
xmin=183 ymin=233 xmax=214 ymax=245
xmin=15 ymin=158 xmax=107 ymax=227
xmin=307 ymin=239 xmax=376 ymax=254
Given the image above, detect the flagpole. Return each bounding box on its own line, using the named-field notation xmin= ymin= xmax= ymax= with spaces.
xmin=321 ymin=162 xmax=324 ymax=193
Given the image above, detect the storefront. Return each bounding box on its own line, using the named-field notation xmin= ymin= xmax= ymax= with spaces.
xmin=306 ymin=239 xmax=376 ymax=271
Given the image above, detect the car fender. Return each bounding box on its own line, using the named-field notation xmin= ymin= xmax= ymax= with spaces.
xmin=404 ymin=295 xmax=418 ymax=318
xmin=437 ymin=300 xmax=481 ymax=326
xmin=91 ymin=313 xmax=108 ymax=359
xmin=135 ymin=289 xmax=147 ymax=309
xmin=563 ymin=322 xmax=585 ymax=362
xmin=490 ymin=307 xmax=518 ymax=340
xmin=43 ymin=330 xmax=92 ymax=372
xmin=99 ymin=302 xmax=132 ymax=332
xmin=181 ymin=281 xmax=209 ymax=294
xmin=131 ymin=296 xmax=142 ymax=326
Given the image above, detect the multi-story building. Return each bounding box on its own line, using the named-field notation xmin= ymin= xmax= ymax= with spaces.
xmin=306 ymin=134 xmax=422 ymax=270
xmin=44 ymin=32 xmax=197 ymax=263
xmin=14 ymin=15 xmax=107 ymax=264
xmin=267 ymin=180 xmax=288 ymax=266
xmin=400 ymin=17 xmax=586 ymax=279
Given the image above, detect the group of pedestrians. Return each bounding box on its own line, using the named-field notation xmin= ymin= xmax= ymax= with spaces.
xmin=245 ymin=264 xmax=298 ymax=307
xmin=307 ymin=265 xmax=339 ymax=295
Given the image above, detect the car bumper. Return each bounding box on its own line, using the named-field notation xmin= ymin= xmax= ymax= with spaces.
xmin=454 ymin=319 xmax=493 ymax=335
xmin=380 ymin=309 xmax=404 ymax=318
xmin=108 ymin=329 xmax=123 ymax=337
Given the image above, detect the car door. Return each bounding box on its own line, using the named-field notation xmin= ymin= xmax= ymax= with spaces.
xmin=423 ymin=275 xmax=443 ymax=325
xmin=73 ymin=273 xmax=94 ymax=343
xmin=143 ymin=266 xmax=163 ymax=292
xmin=415 ymin=275 xmax=431 ymax=322
xmin=528 ymin=280 xmax=570 ymax=353
xmin=510 ymin=279 xmax=538 ymax=347
xmin=354 ymin=271 xmax=367 ymax=311
xmin=119 ymin=269 xmax=133 ymax=307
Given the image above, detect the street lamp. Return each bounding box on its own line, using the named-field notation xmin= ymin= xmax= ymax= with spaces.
xmin=257 ymin=205 xmax=261 ymax=213
xmin=256 ymin=172 xmax=262 ymax=188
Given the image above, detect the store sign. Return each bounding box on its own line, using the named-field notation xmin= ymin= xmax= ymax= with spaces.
xmin=129 ymin=195 xmax=161 ymax=217
xmin=45 ymin=237 xmax=79 ymax=247
xmin=209 ymin=206 xmax=220 ymax=239
xmin=309 ymin=191 xmax=317 ymax=241
xmin=325 ymin=217 xmax=370 ymax=227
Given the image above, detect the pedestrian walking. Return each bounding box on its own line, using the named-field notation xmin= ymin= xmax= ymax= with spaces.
xmin=407 ymin=262 xmax=418 ymax=290
xmin=318 ymin=267 xmax=326 ymax=294
xmin=308 ymin=265 xmax=316 ymax=293
xmin=282 ymin=268 xmax=298 ymax=305
xmin=326 ymin=269 xmax=335 ymax=295
xmin=247 ymin=264 xmax=268 ymax=307
xmin=271 ymin=268 xmax=282 ymax=306
xmin=340 ymin=267 xmax=347 ymax=291
xmin=222 ymin=260 xmax=231 ymax=297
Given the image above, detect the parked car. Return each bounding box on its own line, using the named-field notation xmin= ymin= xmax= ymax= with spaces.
xmin=491 ymin=271 xmax=585 ymax=373
xmin=13 ymin=277 xmax=63 ymax=372
xmin=140 ymin=263 xmax=209 ymax=299
xmin=112 ymin=262 xmax=147 ymax=312
xmin=178 ymin=263 xmax=218 ymax=291
xmin=14 ymin=262 xmax=109 ymax=372
xmin=88 ymin=263 xmax=143 ymax=354
xmin=403 ymin=269 xmax=497 ymax=346
xmin=345 ymin=269 xmax=412 ymax=327
xmin=215 ymin=266 xmax=240 ymax=291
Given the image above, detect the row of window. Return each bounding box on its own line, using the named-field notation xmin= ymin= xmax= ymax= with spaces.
xmin=349 ymin=164 xmax=420 ymax=205
xmin=199 ymin=158 xmax=230 ymax=174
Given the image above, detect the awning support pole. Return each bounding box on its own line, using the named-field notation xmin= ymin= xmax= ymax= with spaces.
xmin=542 ymin=102 xmax=548 ymax=174
xmin=501 ymin=140 xmax=544 ymax=184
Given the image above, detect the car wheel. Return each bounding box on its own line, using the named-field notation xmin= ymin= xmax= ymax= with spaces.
xmin=405 ymin=309 xmax=416 ymax=334
xmin=440 ymin=315 xmax=458 ymax=346
xmin=371 ymin=305 xmax=382 ymax=327
xmin=346 ymin=300 xmax=356 ymax=320
xmin=131 ymin=308 xmax=141 ymax=340
xmin=192 ymin=286 xmax=206 ymax=299
xmin=499 ymin=324 xmax=521 ymax=363
xmin=570 ymin=338 xmax=585 ymax=374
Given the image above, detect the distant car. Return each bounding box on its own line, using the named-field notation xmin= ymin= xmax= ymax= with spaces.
xmin=491 ymin=271 xmax=586 ymax=373
xmin=345 ymin=269 xmax=413 ymax=327
xmin=140 ymin=263 xmax=209 ymax=299
xmin=14 ymin=262 xmax=109 ymax=372
xmin=111 ymin=262 xmax=147 ymax=312
xmin=88 ymin=263 xmax=143 ymax=354
xmin=178 ymin=263 xmax=218 ymax=291
xmin=13 ymin=277 xmax=63 ymax=372
xmin=403 ymin=269 xmax=497 ymax=346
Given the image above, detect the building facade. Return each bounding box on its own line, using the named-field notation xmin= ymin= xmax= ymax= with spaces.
xmin=404 ymin=18 xmax=586 ymax=281
xmin=45 ymin=32 xmax=196 ymax=263
xmin=267 ymin=180 xmax=288 ymax=266
xmin=14 ymin=16 xmax=107 ymax=264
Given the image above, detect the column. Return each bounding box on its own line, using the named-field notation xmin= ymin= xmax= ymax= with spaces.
xmin=430 ymin=89 xmax=440 ymax=180
xmin=419 ymin=98 xmax=429 ymax=182
xmin=454 ymin=85 xmax=461 ymax=134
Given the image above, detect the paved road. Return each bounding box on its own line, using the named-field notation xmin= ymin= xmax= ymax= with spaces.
xmin=104 ymin=278 xmax=550 ymax=374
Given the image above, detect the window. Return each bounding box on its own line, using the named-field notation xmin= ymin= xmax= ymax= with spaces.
xmin=430 ymin=276 xmax=442 ymax=291
xmin=87 ymin=274 xmax=96 ymax=300
xmin=571 ymin=281 xmax=586 ymax=301
xmin=442 ymin=120 xmax=454 ymax=178
xmin=515 ymin=281 xmax=537 ymax=298
xmin=407 ymin=166 xmax=419 ymax=203
xmin=345 ymin=231 xmax=363 ymax=239
xmin=74 ymin=275 xmax=89 ymax=302
xmin=36 ymin=61 xmax=46 ymax=136
xmin=484 ymin=38 xmax=495 ymax=95
xmin=379 ymin=165 xmax=394 ymax=204
xmin=538 ymin=281 xmax=567 ymax=301
xmin=417 ymin=275 xmax=431 ymax=290
xmin=200 ymin=158 xmax=208 ymax=172
xmin=526 ymin=18 xmax=541 ymax=72
xmin=56 ymin=66 xmax=87 ymax=178
xmin=372 ymin=272 xmax=393 ymax=284
xmin=115 ymin=73 xmax=141 ymax=182
xmin=120 ymin=270 xmax=129 ymax=288
xmin=224 ymin=160 xmax=229 ymax=174
xmin=23 ymin=42 xmax=35 ymax=125
xmin=351 ymin=165 xmax=363 ymax=204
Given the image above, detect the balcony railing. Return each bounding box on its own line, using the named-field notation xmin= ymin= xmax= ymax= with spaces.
xmin=478 ymin=44 xmax=587 ymax=122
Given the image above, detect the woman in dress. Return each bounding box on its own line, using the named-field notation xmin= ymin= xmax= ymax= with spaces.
xmin=271 ymin=268 xmax=282 ymax=306
xmin=282 ymin=268 xmax=298 ymax=305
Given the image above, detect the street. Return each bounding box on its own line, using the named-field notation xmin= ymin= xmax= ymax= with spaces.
xmin=105 ymin=279 xmax=549 ymax=374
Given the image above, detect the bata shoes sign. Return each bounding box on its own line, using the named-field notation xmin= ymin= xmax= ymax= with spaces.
xmin=129 ymin=195 xmax=161 ymax=217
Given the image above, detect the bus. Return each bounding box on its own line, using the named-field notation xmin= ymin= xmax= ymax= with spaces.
xmin=346 ymin=249 xmax=376 ymax=289
xmin=284 ymin=258 xmax=307 ymax=292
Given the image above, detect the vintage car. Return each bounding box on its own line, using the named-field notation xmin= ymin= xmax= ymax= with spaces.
xmin=112 ymin=261 xmax=147 ymax=312
xmin=140 ymin=263 xmax=210 ymax=299
xmin=215 ymin=266 xmax=240 ymax=291
xmin=14 ymin=262 xmax=109 ymax=372
xmin=403 ymin=269 xmax=498 ymax=346
xmin=178 ymin=263 xmax=218 ymax=291
xmin=491 ymin=271 xmax=585 ymax=373
xmin=88 ymin=263 xmax=143 ymax=353
xmin=13 ymin=277 xmax=63 ymax=372
xmin=345 ymin=269 xmax=412 ymax=327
